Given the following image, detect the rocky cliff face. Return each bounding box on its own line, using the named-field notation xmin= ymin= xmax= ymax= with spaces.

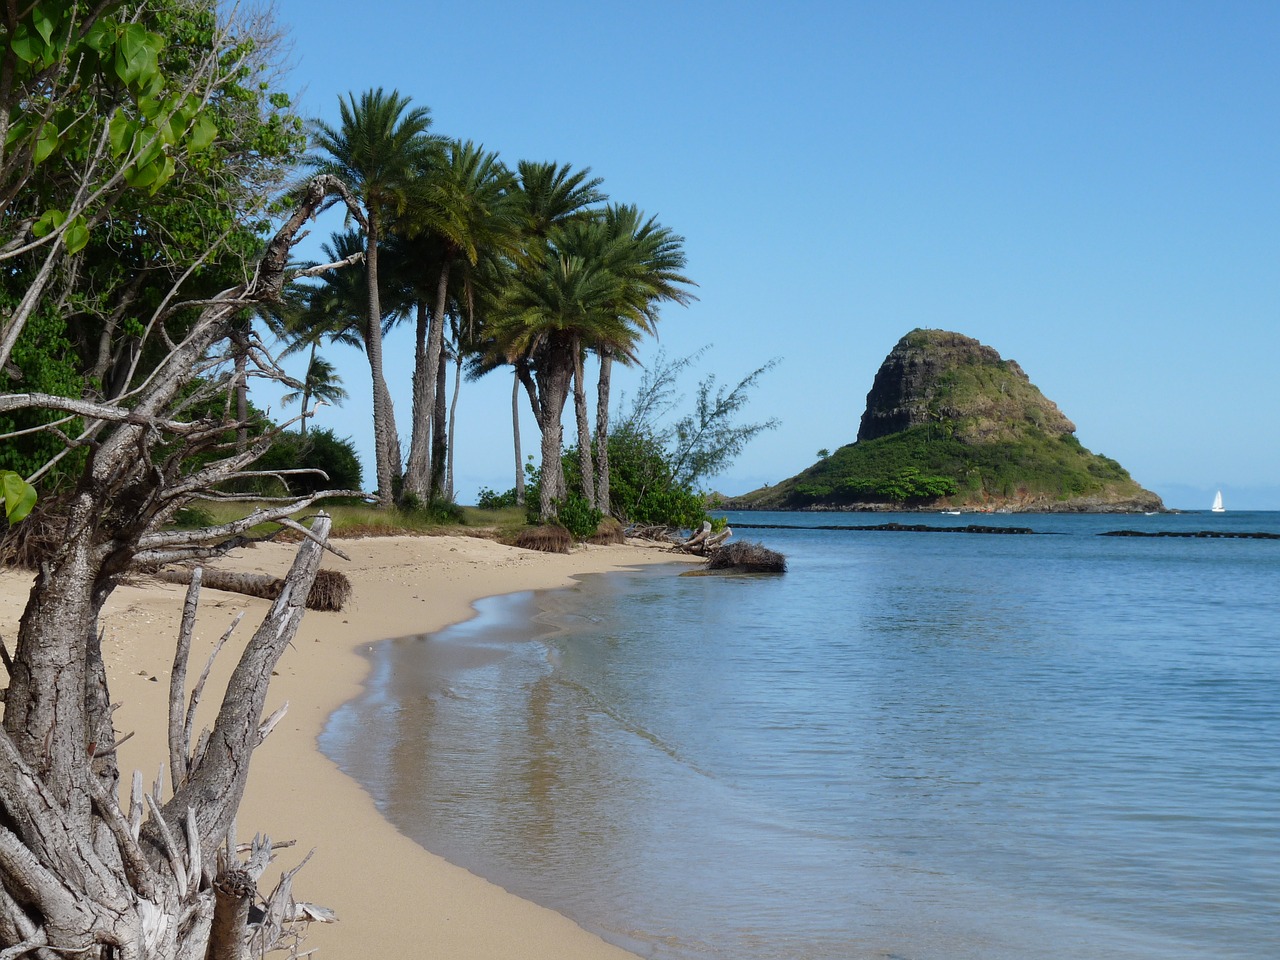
xmin=858 ymin=329 xmax=1076 ymax=443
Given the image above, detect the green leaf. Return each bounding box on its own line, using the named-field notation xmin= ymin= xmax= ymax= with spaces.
xmin=115 ymin=23 xmax=154 ymax=84
xmin=83 ymin=20 xmax=113 ymax=54
xmin=31 ymin=6 xmax=55 ymax=45
xmin=1 ymin=471 xmax=37 ymax=524
xmin=63 ymin=215 xmax=89 ymax=254
xmin=31 ymin=208 xmax=65 ymax=238
xmin=187 ymin=113 xmax=217 ymax=154
xmin=10 ymin=25 xmax=39 ymax=64
xmin=5 ymin=116 xmax=33 ymax=149
xmin=33 ymin=122 xmax=58 ymax=164
xmin=124 ymin=161 xmax=159 ymax=189
xmin=108 ymin=111 xmax=136 ymax=157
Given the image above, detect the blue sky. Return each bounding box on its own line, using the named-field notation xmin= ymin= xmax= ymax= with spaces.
xmin=262 ymin=0 xmax=1279 ymax=510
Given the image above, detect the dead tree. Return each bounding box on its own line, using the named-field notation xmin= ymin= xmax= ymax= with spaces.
xmin=0 ymin=174 xmax=367 ymax=959
xmin=669 ymin=521 xmax=732 ymax=556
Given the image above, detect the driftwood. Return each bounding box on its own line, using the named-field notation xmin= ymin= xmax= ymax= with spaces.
xmin=670 ymin=521 xmax=733 ymax=556
xmin=624 ymin=523 xmax=678 ymax=543
xmin=155 ymin=568 xmax=351 ymax=612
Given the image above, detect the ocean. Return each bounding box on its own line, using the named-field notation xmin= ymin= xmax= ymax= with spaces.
xmin=320 ymin=511 xmax=1280 ymax=960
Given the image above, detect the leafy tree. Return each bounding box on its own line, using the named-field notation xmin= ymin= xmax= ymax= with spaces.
xmin=0 ymin=169 xmax=362 ymax=960
xmin=500 ymin=161 xmax=606 ymax=504
xmin=307 ymin=88 xmax=436 ymax=506
xmin=571 ymin=205 xmax=695 ymax=513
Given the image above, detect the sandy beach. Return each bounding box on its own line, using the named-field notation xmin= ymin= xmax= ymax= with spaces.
xmin=0 ymin=533 xmax=686 ymax=959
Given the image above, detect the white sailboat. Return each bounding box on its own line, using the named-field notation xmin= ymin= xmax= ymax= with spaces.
xmin=1211 ymin=490 xmax=1225 ymax=513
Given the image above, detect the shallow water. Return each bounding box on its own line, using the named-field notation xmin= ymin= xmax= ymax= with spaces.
xmin=321 ymin=511 xmax=1280 ymax=959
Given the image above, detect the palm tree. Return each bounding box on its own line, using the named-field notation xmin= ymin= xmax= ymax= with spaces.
xmin=400 ymin=140 xmax=519 ymax=503
xmin=281 ymin=353 xmax=349 ymax=434
xmin=588 ymin=206 xmax=695 ymax=513
xmin=513 ymin=160 xmax=606 ymax=254
xmin=543 ymin=206 xmax=694 ymax=513
xmin=489 ymin=251 xmax=622 ymax=522
xmin=496 ymin=161 xmax=606 ymax=506
xmin=307 ymin=88 xmax=437 ymax=506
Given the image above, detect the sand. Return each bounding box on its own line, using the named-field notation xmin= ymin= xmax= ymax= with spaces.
xmin=0 ymin=533 xmax=689 ymax=958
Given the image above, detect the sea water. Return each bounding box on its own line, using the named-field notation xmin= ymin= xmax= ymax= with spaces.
xmin=320 ymin=511 xmax=1280 ymax=960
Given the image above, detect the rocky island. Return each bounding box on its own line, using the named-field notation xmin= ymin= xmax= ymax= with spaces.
xmin=727 ymin=329 xmax=1163 ymax=513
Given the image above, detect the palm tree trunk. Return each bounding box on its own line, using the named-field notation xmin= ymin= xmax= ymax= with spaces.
xmin=512 ymin=373 xmax=525 ymax=506
xmin=447 ymin=343 xmax=462 ymax=502
xmin=595 ymin=349 xmax=614 ymax=516
xmin=403 ymin=300 xmax=431 ymax=499
xmin=572 ymin=336 xmax=595 ymax=509
xmin=431 ymin=334 xmax=448 ymax=498
xmin=421 ymin=258 xmax=452 ymax=501
xmin=364 ymin=217 xmax=397 ymax=508
xmin=534 ymin=351 xmax=573 ymax=522
xmin=300 ymin=341 xmax=317 ymax=436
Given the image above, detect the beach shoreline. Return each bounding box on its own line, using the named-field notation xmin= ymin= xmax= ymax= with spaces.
xmin=0 ymin=533 xmax=689 ymax=959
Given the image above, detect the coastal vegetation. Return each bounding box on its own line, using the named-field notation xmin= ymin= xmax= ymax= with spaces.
xmin=480 ymin=350 xmax=779 ymax=533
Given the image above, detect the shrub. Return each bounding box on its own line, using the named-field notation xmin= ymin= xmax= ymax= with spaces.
xmin=557 ymin=492 xmax=603 ymax=540
xmin=252 ymin=428 xmax=363 ymax=496
xmin=477 ymin=486 xmax=519 ymax=510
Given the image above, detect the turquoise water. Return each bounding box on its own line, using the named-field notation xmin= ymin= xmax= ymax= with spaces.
xmin=321 ymin=511 xmax=1280 ymax=960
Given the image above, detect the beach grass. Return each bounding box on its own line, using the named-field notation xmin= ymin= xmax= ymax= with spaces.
xmin=175 ymin=499 xmax=533 ymax=542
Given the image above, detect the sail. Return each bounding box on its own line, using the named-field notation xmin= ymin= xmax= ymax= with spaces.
xmin=1211 ymin=490 xmax=1225 ymax=512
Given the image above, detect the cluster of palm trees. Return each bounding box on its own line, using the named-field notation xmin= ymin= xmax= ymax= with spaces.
xmin=278 ymin=88 xmax=695 ymax=521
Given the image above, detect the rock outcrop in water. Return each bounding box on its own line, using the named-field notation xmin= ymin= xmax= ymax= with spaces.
xmin=726 ymin=329 xmax=1163 ymax=513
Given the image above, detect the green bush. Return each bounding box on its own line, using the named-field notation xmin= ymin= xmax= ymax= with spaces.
xmin=404 ymin=497 xmax=465 ymax=525
xmin=582 ymin=425 xmax=709 ymax=529
xmin=252 ymin=428 xmax=362 ymax=496
xmin=476 ymin=486 xmax=520 ymax=510
xmin=556 ymin=492 xmax=602 ymax=540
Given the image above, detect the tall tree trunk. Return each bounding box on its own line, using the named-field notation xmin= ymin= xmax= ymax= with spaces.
xmin=512 ymin=373 xmax=525 ymax=506
xmin=534 ymin=349 xmax=573 ymax=522
xmin=364 ymin=216 xmax=397 ymax=508
xmin=431 ymin=333 xmax=448 ymax=498
xmin=402 ymin=299 xmax=432 ymax=500
xmin=299 ymin=341 xmax=316 ymax=436
xmin=595 ymin=349 xmax=614 ymax=516
xmin=446 ymin=340 xmax=462 ymax=502
xmin=419 ymin=258 xmax=452 ymax=502
xmin=572 ymin=336 xmax=595 ymax=509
